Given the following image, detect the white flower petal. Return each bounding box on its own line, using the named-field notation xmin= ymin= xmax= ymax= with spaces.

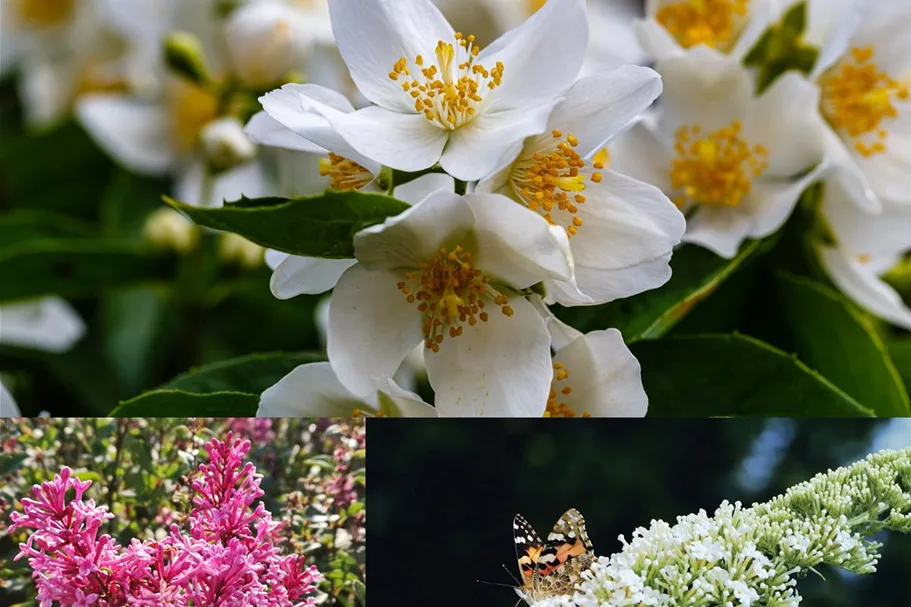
xmin=655 ymin=47 xmax=751 ymax=132
xmin=0 ymin=297 xmax=85 ymax=353
xmin=439 ymin=102 xmax=555 ymax=181
xmin=329 ymin=0 xmax=454 ymax=111
xmin=467 ymin=193 xmax=572 ymax=288
xmin=327 ymin=265 xmax=424 ymax=397
xmin=682 ymin=206 xmax=753 ymax=259
xmin=743 ymin=72 xmax=824 ymax=178
xmin=209 ymin=161 xmax=272 ymax=207
xmin=745 ymin=162 xmax=829 ymax=239
xmin=567 ymin=170 xmax=685 ymax=272
xmin=819 ymin=246 xmax=911 ymax=330
xmin=354 ymin=190 xmax=472 ymax=270
xmin=729 ymin=0 xmax=777 ymax=59
xmin=425 ymin=295 xmax=551 ymax=416
xmin=821 ymin=122 xmax=881 ymax=212
xmin=606 ymin=120 xmax=675 ymax=193
xmin=0 ymin=379 xmax=18 ymax=417
xmin=245 ymin=111 xmax=326 ymax=153
xmin=20 ymin=59 xmax=79 ymax=128
xmin=265 ymin=249 xmax=289 ymax=271
xmin=258 ymin=362 xmax=366 ymax=416
xmin=804 ymin=0 xmax=863 ymax=79
xmin=479 ymin=0 xmax=588 ymax=110
xmin=635 ymin=17 xmax=681 ymax=61
xmin=544 ymin=65 xmax=663 ymax=158
xmin=527 ymin=294 xmax=584 ymax=351
xmin=550 ymin=253 xmax=674 ymax=305
xmin=76 ymin=94 xmax=174 ymax=175
xmin=315 ymin=104 xmax=449 ymax=172
xmin=270 ymin=256 xmax=358 ymax=299
xmin=850 ymin=0 xmax=911 ymax=75
xmin=374 ymin=379 xmax=439 ymax=417
xmin=852 ymin=109 xmax=911 ymax=205
xmin=393 ymin=173 xmax=455 ymax=205
xmin=822 ymin=179 xmax=911 ymax=260
xmin=552 ymin=329 xmax=647 ymax=417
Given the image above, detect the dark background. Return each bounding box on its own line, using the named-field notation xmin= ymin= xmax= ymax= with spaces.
xmin=366 ymin=419 xmax=910 ymax=607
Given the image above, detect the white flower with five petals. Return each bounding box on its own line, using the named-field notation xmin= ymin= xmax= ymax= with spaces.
xmin=612 ymin=48 xmax=827 ymax=258
xmin=264 ymin=0 xmax=589 ymax=181
xmin=477 ymin=66 xmax=685 ymax=305
xmin=327 ymin=190 xmax=573 ymax=416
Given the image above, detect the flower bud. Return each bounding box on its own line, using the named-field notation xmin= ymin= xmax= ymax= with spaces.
xmin=224 ymin=1 xmax=311 ymax=89
xmin=143 ymin=208 xmax=198 ymax=254
xmin=199 ymin=117 xmax=257 ymax=171
xmin=164 ymin=31 xmax=213 ymax=86
xmin=220 ymin=233 xmax=264 ymax=268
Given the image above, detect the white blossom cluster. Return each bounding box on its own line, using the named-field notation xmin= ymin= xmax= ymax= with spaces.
xmin=531 ymin=448 xmax=911 ymax=607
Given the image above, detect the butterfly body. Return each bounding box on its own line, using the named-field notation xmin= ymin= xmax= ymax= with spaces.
xmin=513 ymin=508 xmax=595 ymax=604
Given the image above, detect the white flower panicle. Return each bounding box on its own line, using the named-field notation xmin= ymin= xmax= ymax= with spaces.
xmin=531 ymin=448 xmax=911 ymax=607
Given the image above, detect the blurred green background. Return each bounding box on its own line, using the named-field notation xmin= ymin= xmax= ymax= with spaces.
xmin=367 ymin=419 xmax=910 ymax=607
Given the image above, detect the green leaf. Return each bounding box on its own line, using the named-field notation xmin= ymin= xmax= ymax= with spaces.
xmin=556 ymin=239 xmax=775 ymax=341
xmin=0 ymin=210 xmax=96 ymax=248
xmin=158 ymin=351 xmax=323 ymax=395
xmin=163 ymin=190 xmax=410 ymax=258
xmin=110 ymin=390 xmax=259 ymax=416
xmin=0 ymin=239 xmax=173 ymax=302
xmin=887 ymin=338 xmax=911 ymax=394
xmin=632 ymin=334 xmax=874 ymax=417
xmin=772 ymin=272 xmax=910 ymax=416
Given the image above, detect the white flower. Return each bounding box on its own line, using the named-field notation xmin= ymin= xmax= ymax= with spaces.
xmin=261 ymin=0 xmax=589 ymax=180
xmin=636 ymin=0 xmax=776 ymax=61
xmin=199 ymin=117 xmax=258 ymax=171
xmin=257 ymin=361 xmax=437 ymax=417
xmin=327 ymin=190 xmax=572 ymax=416
xmin=818 ymin=177 xmax=911 ymax=330
xmin=0 ymin=0 xmax=125 ymax=127
xmin=478 ymin=66 xmax=685 ymax=305
xmin=795 ymin=0 xmax=911 ymax=209
xmin=611 ymin=48 xmax=827 ymax=258
xmin=224 ymin=0 xmax=322 ymax=89
xmin=537 ymin=305 xmax=649 ymax=417
xmin=0 ymin=297 xmax=85 ymax=353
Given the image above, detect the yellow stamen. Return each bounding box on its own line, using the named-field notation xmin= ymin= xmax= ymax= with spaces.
xmin=545 ymin=362 xmax=589 ymax=417
xmin=389 ymin=33 xmax=504 ymax=130
xmin=398 ymin=247 xmax=512 ymax=352
xmin=319 ymin=153 xmax=374 ymax=190
xmin=509 ymin=133 xmax=610 ymax=237
xmin=655 ymin=0 xmax=750 ymax=50
xmin=820 ymin=46 xmax=909 ymax=158
xmin=669 ymin=120 xmax=768 ymax=208
xmin=16 ymin=0 xmax=74 ymax=28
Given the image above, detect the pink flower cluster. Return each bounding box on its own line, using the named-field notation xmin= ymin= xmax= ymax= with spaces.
xmin=9 ymin=434 xmax=321 ymax=607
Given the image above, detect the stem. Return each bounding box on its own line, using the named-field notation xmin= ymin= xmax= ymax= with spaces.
xmin=388 ymin=166 xmax=449 ymax=191
xmin=454 ymin=179 xmax=467 ymax=195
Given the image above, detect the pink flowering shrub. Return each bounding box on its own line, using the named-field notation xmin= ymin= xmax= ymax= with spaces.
xmin=8 ymin=434 xmax=321 ymax=607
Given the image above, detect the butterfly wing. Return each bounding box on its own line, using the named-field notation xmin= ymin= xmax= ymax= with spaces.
xmin=513 ymin=513 xmax=544 ymax=590
xmin=534 ymin=508 xmax=594 ymax=578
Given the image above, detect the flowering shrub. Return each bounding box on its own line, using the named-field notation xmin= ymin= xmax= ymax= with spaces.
xmin=0 ymin=418 xmax=365 ymax=607
xmin=530 ymin=447 xmax=911 ymax=607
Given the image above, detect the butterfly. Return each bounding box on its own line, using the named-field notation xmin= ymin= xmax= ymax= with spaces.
xmin=513 ymin=508 xmax=595 ymax=604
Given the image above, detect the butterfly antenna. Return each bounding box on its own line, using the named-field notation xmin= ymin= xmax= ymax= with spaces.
xmin=501 ymin=563 xmax=521 ymax=586
xmin=475 ymin=580 xmax=519 ymax=589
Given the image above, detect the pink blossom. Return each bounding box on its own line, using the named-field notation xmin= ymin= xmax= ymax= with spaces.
xmin=9 ymin=434 xmax=322 ymax=607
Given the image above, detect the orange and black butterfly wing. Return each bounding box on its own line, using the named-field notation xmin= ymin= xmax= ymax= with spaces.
xmin=535 ymin=508 xmax=594 ymax=578
xmin=513 ymin=513 xmax=544 ymax=590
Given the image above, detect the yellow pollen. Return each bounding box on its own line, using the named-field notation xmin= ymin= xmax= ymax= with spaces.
xmin=820 ymin=46 xmax=909 ymax=158
xmin=857 ymin=253 xmax=871 ymax=265
xmin=166 ymin=78 xmax=221 ymax=152
xmin=16 ymin=0 xmax=74 ymax=28
xmin=510 ymin=133 xmax=607 ymax=237
xmin=319 ymin=153 xmax=373 ymax=190
xmin=389 ymin=33 xmax=504 ymax=130
xmin=670 ymin=121 xmax=768 ymax=208
xmin=545 ymin=362 xmax=588 ymax=418
xmin=397 ymin=246 xmax=512 ymax=352
xmin=655 ymin=0 xmax=750 ymax=50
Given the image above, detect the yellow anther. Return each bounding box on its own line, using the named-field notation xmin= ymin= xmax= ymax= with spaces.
xmin=398 ymin=247 xmax=513 ymax=350
xmin=669 ymin=121 xmax=768 ymax=208
xmin=509 ymin=132 xmax=605 ymax=237
xmin=166 ymin=79 xmax=220 ymax=152
xmin=821 ymin=46 xmax=909 ymax=158
xmin=15 ymin=0 xmax=74 ymax=27
xmin=319 ymin=153 xmax=373 ymax=190
xmin=655 ymin=0 xmax=750 ymax=50
xmin=544 ymin=362 xmax=589 ymax=418
xmin=389 ymin=33 xmax=503 ymax=130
